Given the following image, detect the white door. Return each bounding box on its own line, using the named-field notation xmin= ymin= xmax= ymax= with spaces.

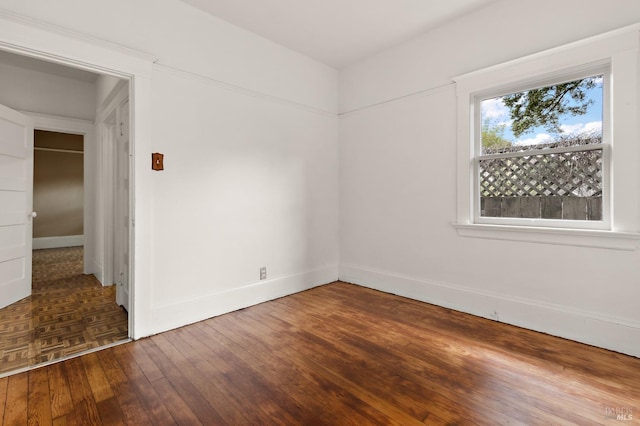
xmin=114 ymin=100 xmax=130 ymax=311
xmin=0 ymin=104 xmax=34 ymax=310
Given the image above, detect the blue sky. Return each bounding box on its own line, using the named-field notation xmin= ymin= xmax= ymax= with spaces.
xmin=481 ymin=77 xmax=603 ymax=146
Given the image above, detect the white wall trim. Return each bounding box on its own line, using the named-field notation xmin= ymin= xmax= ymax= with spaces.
xmin=339 ymin=82 xmax=454 ymax=117
xmin=453 ymin=223 xmax=640 ymax=251
xmin=33 ymin=235 xmax=83 ymax=250
xmin=21 ymin=111 xmax=93 ymax=132
xmin=340 ymin=263 xmax=640 ymax=358
xmin=0 ymin=8 xmax=156 ymax=65
xmin=0 ymin=13 xmax=155 ymax=78
xmin=154 ymin=63 xmax=337 ymax=118
xmin=151 ymin=265 xmax=339 ymax=335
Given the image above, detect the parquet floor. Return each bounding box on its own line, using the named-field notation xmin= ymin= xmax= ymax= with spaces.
xmin=0 ymin=247 xmax=128 ymax=375
xmin=3 ymin=282 xmax=640 ymax=424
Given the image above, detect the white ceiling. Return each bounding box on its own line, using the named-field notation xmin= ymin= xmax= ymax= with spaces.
xmin=180 ymin=0 xmax=496 ymax=69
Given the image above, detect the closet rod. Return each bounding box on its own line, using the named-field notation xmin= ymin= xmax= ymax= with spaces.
xmin=34 ymin=147 xmax=83 ymax=154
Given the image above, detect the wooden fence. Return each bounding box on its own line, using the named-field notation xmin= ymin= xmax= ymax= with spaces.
xmin=481 ymin=196 xmax=602 ymax=220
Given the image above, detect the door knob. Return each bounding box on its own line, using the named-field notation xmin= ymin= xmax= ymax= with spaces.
xmin=29 ymin=212 xmax=37 ymax=218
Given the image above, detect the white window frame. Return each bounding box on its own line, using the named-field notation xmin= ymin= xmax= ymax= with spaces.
xmin=453 ymin=25 xmax=640 ymax=250
xmin=474 ymin=66 xmax=610 ymax=230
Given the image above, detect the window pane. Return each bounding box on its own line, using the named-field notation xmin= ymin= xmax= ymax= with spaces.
xmin=479 ymin=149 xmax=603 ymax=220
xmin=481 ymin=76 xmax=603 ymax=155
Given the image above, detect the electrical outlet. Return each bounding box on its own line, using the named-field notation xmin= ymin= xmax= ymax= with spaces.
xmin=260 ymin=267 xmax=267 ymax=280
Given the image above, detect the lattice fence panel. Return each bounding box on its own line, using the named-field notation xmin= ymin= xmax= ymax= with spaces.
xmin=479 ymin=149 xmax=602 ymax=198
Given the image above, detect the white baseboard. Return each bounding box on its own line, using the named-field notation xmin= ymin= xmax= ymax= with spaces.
xmin=33 ymin=235 xmax=83 ymax=250
xmin=340 ymin=263 xmax=640 ymax=358
xmin=150 ymin=264 xmax=339 ymax=335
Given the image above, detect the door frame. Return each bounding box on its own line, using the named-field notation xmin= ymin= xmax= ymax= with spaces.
xmin=97 ymin=83 xmax=131 ymax=310
xmin=27 ymin=113 xmax=95 ymax=274
xmin=0 ymin=12 xmax=156 ymax=339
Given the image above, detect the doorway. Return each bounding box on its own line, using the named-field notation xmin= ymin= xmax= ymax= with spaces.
xmin=0 ymin=50 xmax=134 ymax=376
xmin=33 ymin=130 xmax=84 ymax=250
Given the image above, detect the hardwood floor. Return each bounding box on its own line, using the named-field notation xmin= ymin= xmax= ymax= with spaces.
xmin=0 ymin=247 xmax=128 ymax=375
xmin=2 ymin=282 xmax=639 ymax=425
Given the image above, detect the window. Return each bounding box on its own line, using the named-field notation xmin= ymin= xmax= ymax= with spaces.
xmin=453 ymin=25 xmax=640 ymax=250
xmin=476 ymin=71 xmax=608 ymax=229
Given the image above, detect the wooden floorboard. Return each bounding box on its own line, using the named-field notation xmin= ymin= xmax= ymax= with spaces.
xmin=3 ymin=281 xmax=640 ymax=425
xmin=0 ymin=247 xmax=129 ymax=375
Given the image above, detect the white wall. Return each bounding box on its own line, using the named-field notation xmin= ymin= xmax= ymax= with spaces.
xmin=0 ymin=0 xmax=339 ymax=335
xmin=0 ymin=0 xmax=337 ymax=113
xmin=150 ymin=68 xmax=338 ymax=330
xmin=340 ymin=0 xmax=640 ymax=113
xmin=340 ymin=0 xmax=640 ymax=357
xmin=0 ymin=61 xmax=96 ymax=120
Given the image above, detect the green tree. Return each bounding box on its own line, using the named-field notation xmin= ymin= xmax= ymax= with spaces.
xmin=481 ymin=118 xmax=511 ymax=150
xmin=501 ymin=78 xmax=599 ymax=138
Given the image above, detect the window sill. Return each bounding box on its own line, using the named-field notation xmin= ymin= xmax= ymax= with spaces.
xmin=452 ymin=223 xmax=640 ymax=251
